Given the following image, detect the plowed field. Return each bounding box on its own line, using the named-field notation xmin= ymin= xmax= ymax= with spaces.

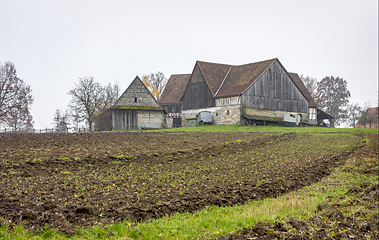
xmin=0 ymin=132 xmax=365 ymax=235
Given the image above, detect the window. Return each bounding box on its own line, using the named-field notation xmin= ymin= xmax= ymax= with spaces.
xmin=216 ymin=113 xmax=219 ymax=116
xmin=226 ymin=110 xmax=230 ymax=115
xmin=163 ymin=105 xmax=169 ymax=113
xmin=171 ymin=105 xmax=177 ymax=113
xmin=134 ymin=97 xmax=137 ymax=103
xmin=309 ymin=108 xmax=316 ymax=120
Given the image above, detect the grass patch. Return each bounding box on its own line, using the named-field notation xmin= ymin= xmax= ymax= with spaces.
xmin=128 ymin=125 xmax=378 ymax=134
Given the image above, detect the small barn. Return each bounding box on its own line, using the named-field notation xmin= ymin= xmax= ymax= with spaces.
xmin=158 ymin=74 xmax=190 ymax=128
xmin=180 ymin=58 xmax=333 ymax=126
xmin=110 ymin=76 xmax=165 ymax=130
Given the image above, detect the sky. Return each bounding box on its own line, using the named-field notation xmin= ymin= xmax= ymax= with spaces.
xmin=1 ymin=0 xmax=378 ymax=129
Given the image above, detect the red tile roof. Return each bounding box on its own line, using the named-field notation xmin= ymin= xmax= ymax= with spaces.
xmin=158 ymin=74 xmax=191 ymax=104
xmin=288 ymin=72 xmax=318 ymax=107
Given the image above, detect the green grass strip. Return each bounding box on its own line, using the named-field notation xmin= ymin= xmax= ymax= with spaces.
xmin=115 ymin=125 xmax=378 ymax=134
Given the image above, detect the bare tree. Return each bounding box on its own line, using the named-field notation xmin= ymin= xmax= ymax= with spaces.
xmin=100 ymin=82 xmax=120 ymax=111
xmin=68 ymin=77 xmax=120 ymax=131
xmin=0 ymin=62 xmax=34 ymax=131
xmin=52 ymin=109 xmax=70 ymax=132
xmin=142 ymin=71 xmax=167 ymax=100
xmin=68 ymin=77 xmax=103 ymax=131
xmin=346 ymin=103 xmax=363 ymax=128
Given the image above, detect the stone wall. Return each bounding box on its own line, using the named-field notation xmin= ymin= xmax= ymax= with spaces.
xmin=182 ymin=105 xmax=240 ymax=127
xmin=137 ymin=110 xmax=165 ymax=129
xmin=165 ymin=117 xmax=173 ymax=128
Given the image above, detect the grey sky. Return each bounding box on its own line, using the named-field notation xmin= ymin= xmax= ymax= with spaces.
xmin=1 ymin=0 xmax=377 ymax=129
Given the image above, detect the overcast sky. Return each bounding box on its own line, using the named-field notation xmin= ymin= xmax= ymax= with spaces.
xmin=1 ymin=0 xmax=378 ymax=129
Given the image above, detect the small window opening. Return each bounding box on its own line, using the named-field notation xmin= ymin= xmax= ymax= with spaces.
xmin=216 ymin=113 xmax=219 ymax=116
xmin=226 ymin=110 xmax=230 ymax=115
xmin=134 ymin=98 xmax=137 ymax=103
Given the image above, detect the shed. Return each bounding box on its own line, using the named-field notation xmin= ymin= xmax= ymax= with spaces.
xmin=110 ymin=76 xmax=165 ymax=130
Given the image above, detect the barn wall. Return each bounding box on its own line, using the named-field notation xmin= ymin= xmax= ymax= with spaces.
xmin=112 ymin=109 xmax=138 ymax=130
xmin=242 ymin=61 xmax=308 ymax=113
xmin=137 ymin=110 xmax=165 ymax=129
xmin=215 ymin=96 xmax=240 ymax=106
xmin=242 ymin=108 xmax=310 ymax=124
xmin=112 ymin=109 xmax=165 ymax=130
xmin=115 ymin=78 xmax=160 ymax=108
xmin=182 ymin=65 xmax=215 ymax=110
xmin=182 ymin=105 xmax=240 ymax=126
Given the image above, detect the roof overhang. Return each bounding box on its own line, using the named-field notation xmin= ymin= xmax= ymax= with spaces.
xmin=317 ymin=108 xmax=334 ymax=120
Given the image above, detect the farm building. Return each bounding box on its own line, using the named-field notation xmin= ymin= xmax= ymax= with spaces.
xmin=158 ymin=74 xmax=191 ymax=128
xmin=355 ymin=107 xmax=379 ymax=128
xmin=110 ymin=76 xmax=165 ymax=130
xmin=179 ymin=58 xmax=333 ymax=126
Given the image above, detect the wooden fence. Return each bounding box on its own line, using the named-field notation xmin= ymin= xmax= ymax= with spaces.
xmin=0 ymin=128 xmax=90 ymax=134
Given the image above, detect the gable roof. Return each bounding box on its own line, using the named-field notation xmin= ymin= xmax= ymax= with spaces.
xmin=288 ymin=72 xmax=318 ymax=107
xmin=215 ymin=58 xmax=277 ymax=97
xmin=196 ymin=61 xmax=233 ymax=96
xmin=184 ymin=58 xmax=277 ymax=99
xmin=158 ymin=74 xmax=190 ymax=104
xmin=111 ymin=76 xmax=162 ymax=110
xmin=180 ymin=58 xmax=313 ymax=104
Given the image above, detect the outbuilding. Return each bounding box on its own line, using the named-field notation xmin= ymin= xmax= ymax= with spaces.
xmin=110 ymin=76 xmax=165 ymax=130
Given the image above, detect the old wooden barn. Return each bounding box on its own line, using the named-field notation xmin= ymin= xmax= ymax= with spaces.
xmin=110 ymin=76 xmax=165 ymax=130
xmin=180 ymin=58 xmax=333 ymax=126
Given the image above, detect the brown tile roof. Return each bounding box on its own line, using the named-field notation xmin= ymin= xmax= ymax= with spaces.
xmin=158 ymin=74 xmax=191 ymax=104
xmin=288 ymin=72 xmax=318 ymax=107
xmin=197 ymin=61 xmax=233 ymax=96
xmin=215 ymin=59 xmax=277 ymax=97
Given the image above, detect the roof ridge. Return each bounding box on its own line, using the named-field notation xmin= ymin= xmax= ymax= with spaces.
xmin=213 ymin=66 xmax=232 ymax=97
xmin=235 ymin=58 xmax=278 ymax=67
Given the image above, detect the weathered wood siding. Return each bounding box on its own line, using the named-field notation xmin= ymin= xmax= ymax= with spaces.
xmin=182 ymin=65 xmax=215 ymax=110
xmin=112 ymin=109 xmax=164 ymax=130
xmin=112 ymin=109 xmax=138 ymax=130
xmin=242 ymin=61 xmax=308 ymax=113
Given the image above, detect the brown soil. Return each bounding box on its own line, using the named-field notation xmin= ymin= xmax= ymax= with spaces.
xmin=214 ymin=134 xmax=379 ymax=240
xmin=0 ymin=131 xmax=372 ymax=236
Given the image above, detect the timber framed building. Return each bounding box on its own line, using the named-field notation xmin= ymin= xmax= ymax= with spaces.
xmin=178 ymin=58 xmax=333 ymax=126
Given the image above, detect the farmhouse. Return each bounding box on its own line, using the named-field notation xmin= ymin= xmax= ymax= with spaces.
xmin=110 ymin=76 xmax=165 ymax=130
xmin=179 ymin=58 xmax=333 ymax=126
xmin=158 ymin=74 xmax=191 ymax=128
